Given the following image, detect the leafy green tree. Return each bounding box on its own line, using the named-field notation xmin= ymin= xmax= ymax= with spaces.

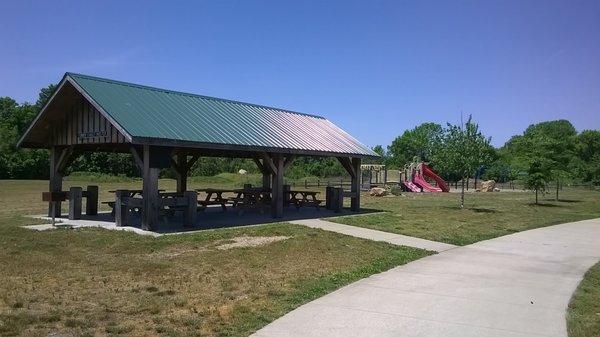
xmin=432 ymin=116 xmax=493 ymax=208
xmin=0 ymin=97 xmax=48 ymax=179
xmin=36 ymin=84 xmax=57 ymax=109
xmin=524 ymin=160 xmax=548 ymax=204
xmin=524 ymin=120 xmax=577 ymax=199
xmin=576 ymin=130 xmax=600 ymax=185
xmin=388 ymin=123 xmax=442 ymax=168
xmin=372 ymin=145 xmax=385 ymax=157
xmin=364 ymin=145 xmax=388 ymax=165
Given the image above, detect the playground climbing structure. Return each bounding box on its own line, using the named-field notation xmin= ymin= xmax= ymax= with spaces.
xmin=401 ymin=162 xmax=449 ymax=192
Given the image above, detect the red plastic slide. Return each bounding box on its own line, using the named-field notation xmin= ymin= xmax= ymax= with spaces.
xmin=421 ymin=164 xmax=450 ymax=192
xmin=413 ymin=174 xmax=443 ymax=192
xmin=402 ymin=181 xmax=421 ymax=192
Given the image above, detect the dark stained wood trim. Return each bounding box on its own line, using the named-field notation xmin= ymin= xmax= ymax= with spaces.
xmin=351 ymin=157 xmax=361 ymax=211
xmin=55 ymin=146 xmax=74 ymax=174
xmin=337 ymin=157 xmax=356 ymax=178
xmin=185 ymin=154 xmax=200 ymax=171
xmin=170 ymin=158 xmax=182 ymax=173
xmin=129 ymin=146 xmax=144 ymax=170
xmin=132 ymin=136 xmax=378 ymax=160
xmin=260 ymin=152 xmax=277 ymax=174
xmin=283 ymin=155 xmax=295 ymax=171
xmin=253 ymin=157 xmax=265 ymax=173
xmin=65 ymin=76 xmax=133 ymax=142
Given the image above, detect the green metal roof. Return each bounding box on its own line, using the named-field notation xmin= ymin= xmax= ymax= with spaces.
xmin=25 ymin=72 xmax=378 ymax=157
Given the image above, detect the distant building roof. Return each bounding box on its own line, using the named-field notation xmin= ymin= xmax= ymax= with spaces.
xmin=19 ymin=72 xmax=377 ymax=158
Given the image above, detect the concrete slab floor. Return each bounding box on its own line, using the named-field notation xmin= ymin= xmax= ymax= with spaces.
xmin=23 ymin=205 xmax=379 ymax=236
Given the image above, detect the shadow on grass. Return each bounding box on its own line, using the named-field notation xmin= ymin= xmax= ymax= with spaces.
xmin=439 ymin=206 xmax=498 ymax=213
xmin=320 ymin=208 xmax=384 ymax=219
xmin=527 ymin=202 xmax=563 ymax=207
xmin=557 ymin=199 xmax=582 ymax=203
xmin=471 ymin=208 xmax=498 ymax=213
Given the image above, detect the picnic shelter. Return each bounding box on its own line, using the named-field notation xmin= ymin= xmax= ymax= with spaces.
xmin=18 ymin=73 xmax=378 ymax=230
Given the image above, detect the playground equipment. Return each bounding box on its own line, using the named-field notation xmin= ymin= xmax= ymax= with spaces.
xmin=401 ymin=162 xmax=449 ymax=192
xmin=360 ymin=164 xmax=401 ymax=190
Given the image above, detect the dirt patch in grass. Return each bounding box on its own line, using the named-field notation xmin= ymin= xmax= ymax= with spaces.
xmin=216 ymin=236 xmax=291 ymax=250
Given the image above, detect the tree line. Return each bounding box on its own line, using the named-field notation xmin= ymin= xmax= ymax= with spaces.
xmin=377 ymin=117 xmax=600 ymax=204
xmin=2 ymin=84 xmax=599 ymax=199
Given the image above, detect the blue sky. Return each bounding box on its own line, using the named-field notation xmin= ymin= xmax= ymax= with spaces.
xmin=2 ymin=0 xmax=599 ymax=148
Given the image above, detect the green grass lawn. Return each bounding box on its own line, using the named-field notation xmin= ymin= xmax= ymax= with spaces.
xmin=568 ymin=262 xmax=600 ymax=337
xmin=0 ymin=179 xmax=430 ymax=336
xmin=330 ymin=188 xmax=600 ymax=246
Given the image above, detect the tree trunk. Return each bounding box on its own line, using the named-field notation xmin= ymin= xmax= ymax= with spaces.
xmin=535 ymin=188 xmax=538 ymax=205
xmin=555 ymin=180 xmax=559 ymax=201
xmin=460 ymin=177 xmax=465 ymax=209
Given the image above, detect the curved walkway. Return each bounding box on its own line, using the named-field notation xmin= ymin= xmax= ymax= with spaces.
xmin=253 ymin=218 xmax=600 ymax=337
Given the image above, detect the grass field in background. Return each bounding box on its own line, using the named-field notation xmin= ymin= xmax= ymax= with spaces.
xmin=0 ymin=178 xmax=430 ymax=336
xmin=330 ymin=188 xmax=600 ymax=245
xmin=568 ymin=262 xmax=600 ymax=337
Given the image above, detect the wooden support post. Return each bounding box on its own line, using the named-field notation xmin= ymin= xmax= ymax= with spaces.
xmin=142 ymin=145 xmax=160 ymax=231
xmin=253 ymin=156 xmax=272 ymax=189
xmin=351 ymin=157 xmax=361 ymax=212
xmin=68 ymin=187 xmax=82 ymax=220
xmin=175 ymin=153 xmax=188 ymax=194
xmin=270 ymin=155 xmax=284 ymax=218
xmin=115 ymin=190 xmax=129 ymax=227
xmin=48 ymin=147 xmax=64 ymax=217
xmin=338 ymin=156 xmax=361 ymax=212
xmin=183 ymin=191 xmax=197 ymax=227
xmin=47 ymin=146 xmax=74 ymax=218
xmin=86 ymin=185 xmax=98 ymax=215
xmin=262 ymin=172 xmax=272 ymax=189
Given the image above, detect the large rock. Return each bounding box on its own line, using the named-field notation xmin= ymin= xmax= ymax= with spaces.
xmin=369 ymin=187 xmax=388 ymax=197
xmin=480 ymin=180 xmax=496 ymax=192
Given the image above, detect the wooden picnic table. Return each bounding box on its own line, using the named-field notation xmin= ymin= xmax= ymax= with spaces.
xmin=229 ymin=188 xmax=271 ymax=214
xmin=286 ymin=190 xmax=322 ymax=209
xmin=105 ymin=189 xmax=166 ymax=216
xmin=108 ymin=189 xmax=165 ymax=197
xmin=195 ymin=188 xmax=237 ymax=211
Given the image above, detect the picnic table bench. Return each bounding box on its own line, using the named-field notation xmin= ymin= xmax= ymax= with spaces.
xmin=42 ymin=185 xmax=98 ymax=220
xmin=196 ymin=188 xmax=235 ymax=211
xmin=230 ymin=188 xmax=271 ymax=214
xmin=110 ymin=190 xmax=197 ymax=227
xmin=104 ymin=189 xmax=165 ymax=216
xmin=286 ymin=190 xmax=322 ymax=210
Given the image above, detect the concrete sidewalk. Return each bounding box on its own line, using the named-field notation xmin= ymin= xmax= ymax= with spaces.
xmin=291 ymin=218 xmax=457 ymax=252
xmin=253 ymin=218 xmax=600 ymax=337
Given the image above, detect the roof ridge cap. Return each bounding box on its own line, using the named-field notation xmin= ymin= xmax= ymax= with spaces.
xmin=66 ymin=72 xmax=325 ymax=119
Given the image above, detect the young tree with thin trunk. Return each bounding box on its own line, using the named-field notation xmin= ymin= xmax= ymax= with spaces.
xmin=433 ymin=115 xmax=493 ymax=208
xmin=524 ymin=160 xmax=548 ymax=205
